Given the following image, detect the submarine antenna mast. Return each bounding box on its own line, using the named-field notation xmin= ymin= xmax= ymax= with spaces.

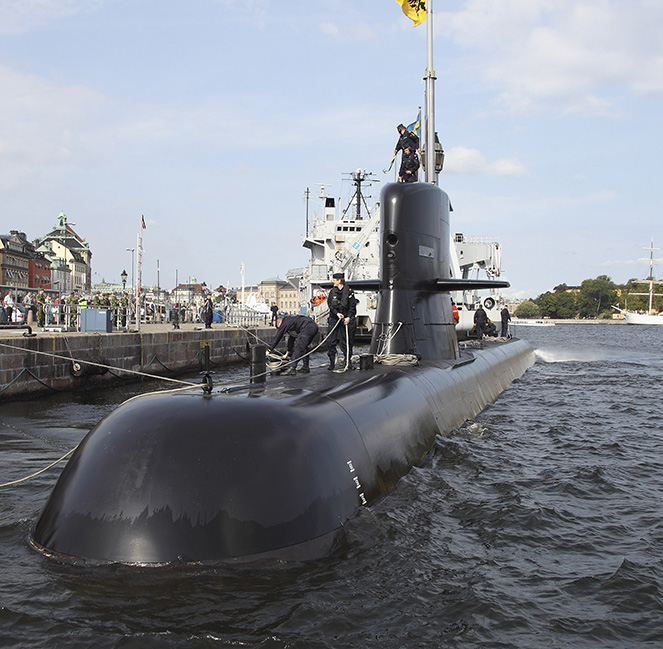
xmin=424 ymin=0 xmax=437 ymax=185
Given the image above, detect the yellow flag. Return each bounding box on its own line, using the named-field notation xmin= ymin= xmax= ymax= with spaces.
xmin=397 ymin=0 xmax=427 ymax=26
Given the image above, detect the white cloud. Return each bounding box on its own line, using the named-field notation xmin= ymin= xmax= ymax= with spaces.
xmin=320 ymin=21 xmax=340 ymax=38
xmin=439 ymin=0 xmax=663 ymax=114
xmin=0 ymin=0 xmax=102 ymax=34
xmin=444 ymin=146 xmax=527 ymax=176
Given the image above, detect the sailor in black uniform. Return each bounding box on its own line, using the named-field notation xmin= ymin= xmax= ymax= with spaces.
xmin=270 ymin=314 xmax=319 ymax=375
xmin=326 ymin=272 xmax=357 ymax=371
xmin=399 ymin=146 xmax=420 ymax=182
xmin=394 ymin=123 xmax=420 ymax=155
xmin=473 ymin=305 xmax=488 ymax=340
xmin=500 ymin=306 xmax=511 ymax=337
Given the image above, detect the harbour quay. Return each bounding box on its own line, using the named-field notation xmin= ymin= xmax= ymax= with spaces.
xmin=0 ymin=322 xmax=274 ymax=401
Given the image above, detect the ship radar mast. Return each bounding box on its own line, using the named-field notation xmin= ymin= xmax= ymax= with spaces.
xmin=341 ymin=169 xmax=378 ymax=221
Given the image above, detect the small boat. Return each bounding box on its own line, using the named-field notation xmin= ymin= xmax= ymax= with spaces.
xmin=511 ymin=318 xmax=555 ymax=327
xmin=612 ymin=240 xmax=663 ymax=325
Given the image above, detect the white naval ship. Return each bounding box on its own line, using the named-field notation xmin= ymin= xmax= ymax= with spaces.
xmin=287 ymin=169 xmax=509 ymax=339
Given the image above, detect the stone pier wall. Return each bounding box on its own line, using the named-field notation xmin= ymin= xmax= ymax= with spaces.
xmin=0 ymin=326 xmax=274 ymax=401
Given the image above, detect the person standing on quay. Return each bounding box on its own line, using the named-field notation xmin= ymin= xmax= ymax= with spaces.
xmin=2 ymin=290 xmax=12 ymax=322
xmin=201 ymin=295 xmax=214 ymax=329
xmin=36 ymin=288 xmax=46 ymax=327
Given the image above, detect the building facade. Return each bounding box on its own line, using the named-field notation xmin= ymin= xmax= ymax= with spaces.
xmin=258 ymin=277 xmax=299 ymax=314
xmin=0 ymin=231 xmax=32 ymax=289
xmin=35 ymin=211 xmax=92 ymax=294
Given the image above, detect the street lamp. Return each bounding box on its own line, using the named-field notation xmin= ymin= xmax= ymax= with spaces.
xmin=121 ymin=269 xmax=127 ymax=291
xmin=126 ymin=248 xmax=135 ymax=290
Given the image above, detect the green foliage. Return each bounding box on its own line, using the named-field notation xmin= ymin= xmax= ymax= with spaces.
xmin=514 ymin=300 xmax=541 ymax=318
xmin=576 ymin=275 xmax=618 ymax=318
xmin=536 ymin=289 xmax=577 ymax=319
xmin=525 ymin=274 xmax=663 ymax=319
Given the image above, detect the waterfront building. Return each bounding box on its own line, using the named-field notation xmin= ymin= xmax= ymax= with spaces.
xmin=35 ymin=211 xmax=92 ymax=294
xmin=0 ymin=231 xmax=32 ymax=289
xmin=258 ymin=277 xmax=298 ymax=313
xmin=171 ymin=280 xmax=206 ymax=307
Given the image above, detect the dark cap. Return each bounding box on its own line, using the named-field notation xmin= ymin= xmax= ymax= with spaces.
xmin=332 ymin=272 xmax=344 ymax=280
xmin=397 ymin=123 xmax=405 ymax=130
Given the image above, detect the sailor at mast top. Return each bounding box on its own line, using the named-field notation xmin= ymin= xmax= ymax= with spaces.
xmin=399 ymin=146 xmax=420 ymax=183
xmin=394 ymin=123 xmax=420 ymax=155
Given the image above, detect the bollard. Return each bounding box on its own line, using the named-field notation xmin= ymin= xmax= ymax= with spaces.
xmin=359 ymin=354 xmax=374 ymax=371
xmin=250 ymin=344 xmax=267 ymax=383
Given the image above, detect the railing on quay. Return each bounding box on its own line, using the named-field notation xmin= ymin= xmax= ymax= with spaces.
xmin=3 ymin=303 xmax=272 ymax=332
xmin=223 ymin=304 xmax=270 ymax=328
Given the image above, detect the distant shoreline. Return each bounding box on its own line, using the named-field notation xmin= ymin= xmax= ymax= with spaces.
xmin=514 ymin=318 xmax=625 ymax=325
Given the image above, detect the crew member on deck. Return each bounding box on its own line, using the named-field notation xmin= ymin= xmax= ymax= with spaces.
xmin=500 ymin=305 xmax=511 ymax=337
xmin=270 ymin=314 xmax=319 ymax=375
xmin=473 ymin=304 xmax=488 ymax=340
xmin=326 ymin=272 xmax=357 ymax=372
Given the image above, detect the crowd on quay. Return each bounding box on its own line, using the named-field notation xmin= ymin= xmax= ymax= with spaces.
xmin=0 ymin=287 xmax=220 ymax=330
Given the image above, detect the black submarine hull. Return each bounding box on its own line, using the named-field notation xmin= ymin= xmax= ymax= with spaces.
xmin=31 ymin=182 xmax=535 ymax=564
xmin=31 ymin=341 xmax=534 ymax=565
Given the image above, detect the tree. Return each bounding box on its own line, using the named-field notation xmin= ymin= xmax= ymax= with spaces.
xmin=535 ymin=286 xmax=577 ymax=319
xmin=514 ymin=300 xmax=541 ymax=318
xmin=577 ymin=275 xmax=618 ymax=318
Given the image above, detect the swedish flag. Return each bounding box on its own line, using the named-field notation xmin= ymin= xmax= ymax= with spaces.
xmin=406 ymin=112 xmax=421 ymax=138
xmin=396 ymin=0 xmax=427 ymax=27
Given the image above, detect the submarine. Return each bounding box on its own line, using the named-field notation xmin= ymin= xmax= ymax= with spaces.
xmin=30 ymin=181 xmax=535 ymax=565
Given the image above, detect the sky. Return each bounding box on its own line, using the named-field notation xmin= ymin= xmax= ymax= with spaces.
xmin=1 ymin=0 xmax=661 ymax=299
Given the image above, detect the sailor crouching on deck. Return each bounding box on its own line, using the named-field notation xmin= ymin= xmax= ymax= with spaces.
xmin=326 ymin=272 xmax=357 ymax=372
xmin=269 ymin=315 xmax=319 ymax=375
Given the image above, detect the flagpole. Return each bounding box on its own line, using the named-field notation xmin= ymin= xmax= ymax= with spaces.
xmin=424 ymin=0 xmax=436 ymax=185
xmin=136 ymin=215 xmax=145 ymax=331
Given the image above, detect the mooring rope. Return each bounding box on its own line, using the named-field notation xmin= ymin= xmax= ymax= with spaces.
xmin=0 ymin=319 xmax=346 ymax=488
xmin=250 ymin=318 xmax=343 ymax=381
xmin=0 ymin=341 xmax=199 ymax=387
xmin=0 ymin=447 xmax=77 ymax=488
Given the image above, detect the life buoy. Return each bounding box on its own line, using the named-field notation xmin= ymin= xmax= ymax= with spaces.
xmin=484 ymin=297 xmax=496 ymax=310
xmin=311 ymin=289 xmax=327 ymax=307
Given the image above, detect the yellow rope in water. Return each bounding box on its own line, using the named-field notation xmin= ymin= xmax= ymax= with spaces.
xmin=0 ymin=446 xmax=77 ymax=488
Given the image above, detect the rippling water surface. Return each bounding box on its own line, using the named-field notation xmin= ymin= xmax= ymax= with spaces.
xmin=2 ymin=324 xmax=663 ymax=648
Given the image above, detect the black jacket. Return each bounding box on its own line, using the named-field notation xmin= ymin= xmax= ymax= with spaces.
xmin=399 ymin=149 xmax=420 ymax=181
xmin=395 ymin=129 xmax=420 ymax=153
xmin=270 ymin=315 xmax=317 ymax=349
xmin=327 ymin=284 xmax=356 ymax=322
xmin=473 ymin=307 xmax=488 ymax=325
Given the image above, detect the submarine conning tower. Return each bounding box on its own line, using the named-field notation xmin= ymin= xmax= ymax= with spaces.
xmin=369 ymin=182 xmax=459 ymax=361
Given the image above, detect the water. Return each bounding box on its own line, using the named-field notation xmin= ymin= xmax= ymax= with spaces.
xmin=2 ymin=325 xmax=663 ymax=648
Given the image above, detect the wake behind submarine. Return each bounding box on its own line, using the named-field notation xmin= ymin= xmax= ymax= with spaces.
xmin=31 ymin=182 xmax=535 ymax=565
